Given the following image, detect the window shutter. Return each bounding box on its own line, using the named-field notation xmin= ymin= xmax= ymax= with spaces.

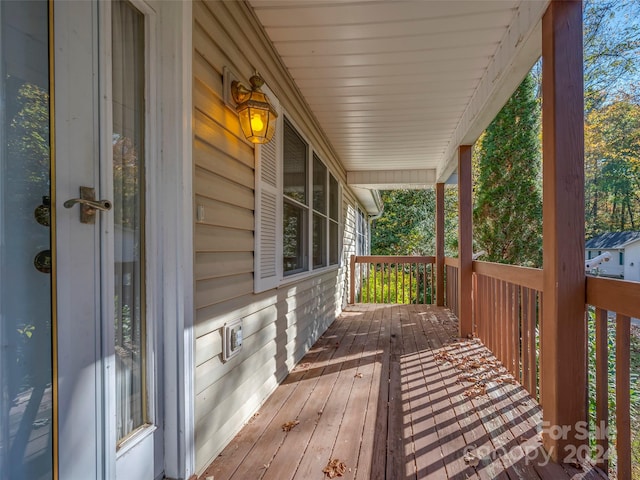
xmin=254 ymin=85 xmax=282 ymax=293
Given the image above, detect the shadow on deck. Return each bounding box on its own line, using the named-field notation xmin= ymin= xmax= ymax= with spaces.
xmin=200 ymin=304 xmax=607 ymax=480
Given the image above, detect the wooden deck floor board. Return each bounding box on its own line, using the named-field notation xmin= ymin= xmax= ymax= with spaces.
xmin=355 ymin=305 xmax=390 ymax=480
xmin=200 ymin=316 xmax=349 ymax=480
xmin=270 ymin=306 xmax=370 ymax=480
xmin=289 ymin=304 xmax=378 ymax=480
xmin=329 ymin=305 xmax=383 ymax=479
xmin=201 ymin=305 xmax=607 ymax=480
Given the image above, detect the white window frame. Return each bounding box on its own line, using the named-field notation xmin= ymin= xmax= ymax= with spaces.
xmin=254 ymin=107 xmax=344 ymax=293
xmin=355 ymin=207 xmax=369 ymax=256
xmin=281 ymin=113 xmax=341 ymax=281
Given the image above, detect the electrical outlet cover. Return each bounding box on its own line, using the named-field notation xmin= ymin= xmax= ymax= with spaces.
xmin=223 ymin=318 xmax=243 ymax=361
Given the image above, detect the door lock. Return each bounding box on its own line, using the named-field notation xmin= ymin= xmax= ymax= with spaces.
xmin=64 ymin=186 xmax=112 ymax=224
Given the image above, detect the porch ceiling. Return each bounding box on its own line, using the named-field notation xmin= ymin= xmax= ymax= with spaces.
xmin=249 ymin=0 xmax=548 ymax=187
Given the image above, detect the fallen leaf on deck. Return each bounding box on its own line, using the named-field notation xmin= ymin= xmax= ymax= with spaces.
xmin=354 ymin=373 xmax=364 ymax=378
xmin=281 ymin=420 xmax=299 ymax=432
xmin=323 ymin=458 xmax=346 ymax=478
xmin=463 ymin=452 xmax=480 ymax=467
xmin=296 ymin=362 xmax=311 ymax=370
xmin=463 ymin=384 xmax=486 ymax=398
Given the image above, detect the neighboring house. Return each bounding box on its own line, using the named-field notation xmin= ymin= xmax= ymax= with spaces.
xmin=0 ymin=1 xmax=590 ymax=480
xmin=586 ymin=231 xmax=640 ymax=281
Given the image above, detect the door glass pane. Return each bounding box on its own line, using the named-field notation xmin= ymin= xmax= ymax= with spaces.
xmin=112 ymin=0 xmax=147 ymax=443
xmin=0 ymin=1 xmax=53 ymax=478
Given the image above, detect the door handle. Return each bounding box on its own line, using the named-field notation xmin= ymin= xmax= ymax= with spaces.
xmin=63 ymin=198 xmax=112 ymax=211
xmin=64 ymin=186 xmax=112 ymax=224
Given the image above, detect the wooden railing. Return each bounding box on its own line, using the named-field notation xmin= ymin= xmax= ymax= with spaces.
xmin=444 ymin=257 xmax=459 ymax=317
xmin=350 ymin=253 xmax=637 ymax=477
xmin=586 ymin=276 xmax=640 ymax=477
xmin=349 ymin=255 xmax=435 ymax=305
xmin=472 ymin=261 xmax=543 ymax=401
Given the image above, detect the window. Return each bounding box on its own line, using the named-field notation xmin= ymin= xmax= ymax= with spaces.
xmin=620 ymin=251 xmax=624 ymax=265
xmin=254 ymin=106 xmax=342 ymax=292
xmin=329 ymin=174 xmax=339 ymax=265
xmin=282 ymin=118 xmax=339 ymax=275
xmin=355 ymin=208 xmax=368 ymax=256
xmin=587 ymin=251 xmax=592 ymax=260
xmin=313 ymin=155 xmax=327 ymax=268
xmin=283 ymin=118 xmax=308 ymax=275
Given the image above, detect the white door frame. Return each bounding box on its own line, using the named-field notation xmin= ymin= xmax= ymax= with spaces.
xmin=154 ymin=1 xmax=195 ymax=478
xmin=54 ymin=1 xmax=105 ymax=477
xmin=54 ymin=0 xmax=194 ymax=478
xmin=99 ymin=0 xmax=160 ymax=476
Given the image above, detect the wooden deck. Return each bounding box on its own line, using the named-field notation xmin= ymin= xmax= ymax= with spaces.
xmin=200 ymin=305 xmax=607 ymax=480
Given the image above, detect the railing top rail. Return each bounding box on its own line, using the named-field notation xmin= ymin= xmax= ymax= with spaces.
xmin=586 ymin=276 xmax=640 ymax=319
xmin=352 ymin=255 xmax=435 ymax=264
xmin=444 ymin=257 xmax=459 ymax=268
xmin=472 ymin=260 xmax=543 ymax=291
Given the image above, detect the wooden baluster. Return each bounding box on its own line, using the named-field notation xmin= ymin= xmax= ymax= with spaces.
xmin=616 ymin=313 xmax=631 ymax=479
xmin=358 ymin=263 xmax=364 ymax=303
xmin=430 ymin=263 xmax=434 ymax=305
xmin=402 ymin=263 xmax=405 ymax=304
xmin=512 ymin=285 xmax=520 ymax=378
xmin=422 ymin=263 xmax=426 ymax=305
xmin=595 ymin=307 xmax=609 ymax=472
xmin=387 ymin=262 xmax=391 ymax=303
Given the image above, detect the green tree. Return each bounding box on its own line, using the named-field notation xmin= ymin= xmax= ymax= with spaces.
xmin=371 ymin=188 xmax=458 ymax=257
xmin=583 ymin=0 xmax=640 ymax=112
xmin=585 ymin=94 xmax=640 ymax=235
xmin=473 ymin=73 xmax=542 ymax=267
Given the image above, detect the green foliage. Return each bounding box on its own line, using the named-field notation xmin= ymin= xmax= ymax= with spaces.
xmin=472 ymin=74 xmax=542 ymax=267
xmin=371 ymin=188 xmax=458 ymax=257
xmin=7 ymin=81 xmax=50 ymax=201
xmin=360 ymin=265 xmax=415 ymax=304
xmin=359 ymin=264 xmax=433 ymax=304
xmin=585 ymin=93 xmax=640 ymax=236
xmin=583 ymin=0 xmax=640 ymax=112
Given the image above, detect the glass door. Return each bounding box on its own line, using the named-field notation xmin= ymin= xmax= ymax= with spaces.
xmin=112 ymin=0 xmax=149 ymax=447
xmin=0 ymin=1 xmax=53 ymax=479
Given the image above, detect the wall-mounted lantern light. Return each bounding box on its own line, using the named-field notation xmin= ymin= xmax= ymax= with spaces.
xmin=231 ymin=74 xmax=278 ymax=144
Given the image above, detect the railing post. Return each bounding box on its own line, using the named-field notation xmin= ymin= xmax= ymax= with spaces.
xmin=349 ymin=255 xmax=356 ymax=304
xmin=541 ymin=0 xmax=586 ymax=463
xmin=458 ymin=145 xmax=473 ymax=337
xmin=436 ymin=182 xmax=445 ymax=306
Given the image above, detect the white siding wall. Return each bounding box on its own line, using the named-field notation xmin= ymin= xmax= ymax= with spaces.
xmin=586 ymin=249 xmax=624 ymax=278
xmin=624 ymin=242 xmax=640 ymax=282
xmin=192 ymin=1 xmax=365 ymax=471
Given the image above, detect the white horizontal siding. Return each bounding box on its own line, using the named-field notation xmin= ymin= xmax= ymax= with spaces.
xmin=191 ymin=0 xmax=366 ymax=473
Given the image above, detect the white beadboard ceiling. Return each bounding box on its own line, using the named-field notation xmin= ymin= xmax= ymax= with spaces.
xmin=249 ymin=0 xmax=548 ymax=194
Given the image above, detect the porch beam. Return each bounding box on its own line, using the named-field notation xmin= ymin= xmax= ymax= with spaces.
xmin=457 ymin=146 xmax=473 ymax=336
xmin=347 ymin=168 xmax=436 ymax=190
xmin=435 ymin=182 xmax=445 ymax=306
xmin=541 ymin=0 xmax=586 ymax=463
